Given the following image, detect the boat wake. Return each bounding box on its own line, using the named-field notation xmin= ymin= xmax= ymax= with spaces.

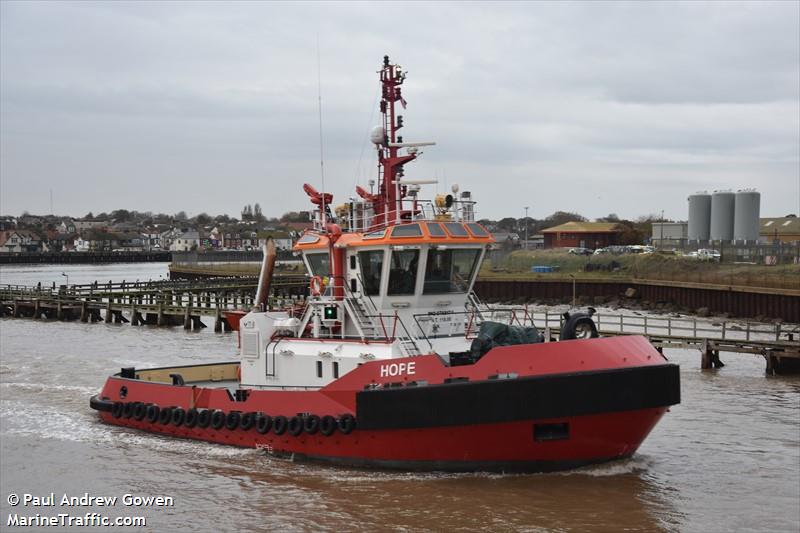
xmin=559 ymin=455 xmax=657 ymax=477
xmin=0 ymin=399 xmax=253 ymax=459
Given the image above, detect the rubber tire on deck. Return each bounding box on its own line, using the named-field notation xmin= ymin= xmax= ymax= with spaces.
xmin=111 ymin=402 xmax=124 ymax=419
xmin=210 ymin=410 xmax=226 ymax=430
xmin=171 ymin=408 xmax=186 ymax=426
xmin=133 ymin=402 xmax=147 ymax=421
xmin=320 ymin=415 xmax=337 ymax=436
xmin=337 ymin=414 xmax=356 ymax=435
xmin=146 ymin=405 xmax=160 ymax=423
xmin=184 ymin=408 xmax=199 ymax=428
xmin=240 ymin=412 xmax=256 ymax=430
xmin=272 ymin=415 xmax=288 ymax=436
xmin=122 ymin=402 xmax=135 ymax=419
xmin=158 ymin=407 xmax=173 ymax=425
xmin=288 ymin=416 xmax=304 ymax=436
xmin=225 ymin=412 xmax=241 ymax=430
xmin=303 ymin=415 xmax=320 ymax=435
xmin=255 ymin=414 xmax=272 ymax=434
xmin=197 ymin=409 xmax=212 ymax=429
xmin=560 ymin=314 xmax=599 ymax=341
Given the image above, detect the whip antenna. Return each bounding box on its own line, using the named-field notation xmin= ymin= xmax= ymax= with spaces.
xmin=316 ymin=35 xmax=326 ymax=227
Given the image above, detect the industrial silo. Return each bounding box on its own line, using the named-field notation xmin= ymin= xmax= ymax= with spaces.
xmin=687 ymin=192 xmax=711 ymax=241
xmin=710 ymin=190 xmax=735 ymax=242
xmin=734 ymin=189 xmax=760 ymax=243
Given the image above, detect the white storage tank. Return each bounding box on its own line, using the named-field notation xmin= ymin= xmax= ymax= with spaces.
xmin=687 ymin=192 xmax=711 ymax=241
xmin=734 ymin=189 xmax=760 ymax=243
xmin=710 ymin=190 xmax=735 ymax=242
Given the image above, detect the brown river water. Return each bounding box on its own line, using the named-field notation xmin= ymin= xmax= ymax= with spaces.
xmin=1 ymin=264 xmax=798 ymax=532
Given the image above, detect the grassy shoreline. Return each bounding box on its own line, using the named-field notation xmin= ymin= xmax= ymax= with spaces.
xmin=170 ymin=250 xmax=799 ymax=291
xmin=482 ymin=250 xmax=799 ymax=291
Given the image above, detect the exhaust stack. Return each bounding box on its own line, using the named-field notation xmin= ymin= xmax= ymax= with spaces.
xmin=253 ymin=238 xmax=276 ymax=311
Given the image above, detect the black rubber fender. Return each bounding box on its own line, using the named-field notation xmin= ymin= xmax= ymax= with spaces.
xmin=158 ymin=407 xmax=173 ymax=425
xmin=146 ymin=404 xmax=160 ymax=423
xmin=171 ymin=408 xmax=186 ymax=426
xmin=225 ymin=411 xmax=241 ymax=430
xmin=111 ymin=402 xmax=124 ymax=419
xmin=133 ymin=402 xmax=147 ymax=421
xmin=122 ymin=402 xmax=135 ymax=419
xmin=288 ymin=416 xmax=304 ymax=436
xmin=272 ymin=415 xmax=288 ymax=436
xmin=197 ymin=409 xmax=212 ymax=429
xmin=256 ymin=414 xmax=272 ymax=434
xmin=320 ymin=415 xmax=337 ymax=436
xmin=210 ymin=410 xmax=226 ymax=430
xmin=240 ymin=412 xmax=257 ymax=431
xmin=184 ymin=408 xmax=199 ymax=428
xmin=89 ymin=395 xmax=113 ymax=413
xmin=304 ymin=415 xmax=320 ymax=435
xmin=337 ymin=414 xmax=356 ymax=435
xmin=560 ymin=313 xmax=599 ymax=341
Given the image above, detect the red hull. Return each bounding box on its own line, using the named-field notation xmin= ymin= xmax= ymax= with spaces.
xmin=91 ymin=336 xmax=680 ymax=472
xmin=96 ymin=406 xmax=666 ymax=471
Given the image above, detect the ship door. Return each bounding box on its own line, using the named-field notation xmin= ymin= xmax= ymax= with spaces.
xmin=348 ymin=252 xmax=360 ymax=297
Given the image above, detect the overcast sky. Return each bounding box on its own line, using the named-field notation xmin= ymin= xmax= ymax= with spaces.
xmin=1 ymin=1 xmax=798 ymax=222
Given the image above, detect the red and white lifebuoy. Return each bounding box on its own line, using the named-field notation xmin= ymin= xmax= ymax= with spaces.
xmin=309 ymin=276 xmax=324 ymax=296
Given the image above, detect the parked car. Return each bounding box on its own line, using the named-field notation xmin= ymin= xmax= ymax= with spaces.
xmin=593 ymin=247 xmax=610 ymax=255
xmin=625 ymin=245 xmax=655 ymax=254
xmin=696 ymin=249 xmax=721 ymax=262
xmin=568 ymin=247 xmax=593 ymax=255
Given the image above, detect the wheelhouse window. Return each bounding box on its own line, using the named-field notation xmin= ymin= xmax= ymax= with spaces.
xmin=305 ymin=253 xmax=330 ymax=278
xmin=423 ymin=248 xmax=481 ymax=294
xmin=358 ymin=250 xmax=384 ymax=296
xmin=444 ymin=223 xmax=469 ymax=237
xmin=387 ymin=249 xmax=420 ymax=295
xmin=426 ymin=223 xmax=446 ymax=237
xmin=391 ymin=224 xmax=422 ymax=238
xmin=466 ymin=223 xmax=489 ymax=237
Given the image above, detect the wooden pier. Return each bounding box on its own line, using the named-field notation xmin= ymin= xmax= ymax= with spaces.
xmin=3 ymin=281 xmax=798 ymax=374
xmin=0 ymin=276 xmax=307 ymax=332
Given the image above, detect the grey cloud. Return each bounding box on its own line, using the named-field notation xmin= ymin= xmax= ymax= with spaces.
xmin=1 ymin=1 xmax=798 ymax=221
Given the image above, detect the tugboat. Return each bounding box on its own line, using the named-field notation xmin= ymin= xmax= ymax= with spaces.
xmin=90 ymin=56 xmax=680 ymax=472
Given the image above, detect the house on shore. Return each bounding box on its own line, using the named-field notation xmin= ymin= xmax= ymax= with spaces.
xmin=541 ymin=222 xmax=623 ymax=249
xmin=0 ymin=230 xmax=46 ymax=253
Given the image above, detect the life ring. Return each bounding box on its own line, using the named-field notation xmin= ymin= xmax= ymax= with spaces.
xmin=337 ymin=414 xmax=356 ymax=435
xmin=288 ymin=416 xmax=304 ymax=436
xmin=111 ymin=402 xmax=124 ymax=418
xmin=303 ymin=415 xmax=321 ymax=435
xmin=197 ymin=409 xmax=212 ymax=428
xmin=256 ymin=414 xmax=272 ymax=434
xmin=239 ymin=412 xmax=255 ymax=430
xmin=309 ymin=276 xmax=324 ymax=297
xmin=184 ymin=408 xmax=199 ymax=428
xmin=272 ymin=415 xmax=288 ymax=435
xmin=320 ymin=415 xmax=337 ymax=436
xmin=133 ymin=402 xmax=148 ymax=421
xmin=225 ymin=411 xmax=241 ymax=430
xmin=171 ymin=408 xmax=186 ymax=426
xmin=211 ymin=410 xmax=226 ymax=430
xmin=158 ymin=407 xmax=173 ymax=425
xmin=146 ymin=405 xmax=160 ymax=423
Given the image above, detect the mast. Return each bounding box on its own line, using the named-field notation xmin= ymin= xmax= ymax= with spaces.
xmin=374 ymin=55 xmax=418 ymax=229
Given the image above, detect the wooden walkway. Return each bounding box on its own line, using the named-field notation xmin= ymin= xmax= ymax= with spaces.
xmin=3 ymin=280 xmax=798 ymax=374
xmin=0 ymin=277 xmax=307 ymax=332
